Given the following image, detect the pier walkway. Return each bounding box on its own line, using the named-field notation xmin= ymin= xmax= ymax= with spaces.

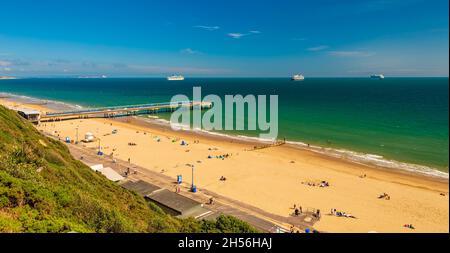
xmin=41 ymin=101 xmax=212 ymax=122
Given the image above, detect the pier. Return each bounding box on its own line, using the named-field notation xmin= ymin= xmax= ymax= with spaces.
xmin=40 ymin=101 xmax=212 ymax=122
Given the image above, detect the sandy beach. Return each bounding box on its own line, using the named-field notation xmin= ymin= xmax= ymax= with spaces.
xmin=1 ymin=98 xmax=449 ymax=233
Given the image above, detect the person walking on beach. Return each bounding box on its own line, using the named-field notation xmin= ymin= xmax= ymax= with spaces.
xmin=316 ymin=209 xmax=321 ymax=219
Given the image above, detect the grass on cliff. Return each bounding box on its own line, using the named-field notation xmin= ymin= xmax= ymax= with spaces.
xmin=0 ymin=105 xmax=257 ymax=233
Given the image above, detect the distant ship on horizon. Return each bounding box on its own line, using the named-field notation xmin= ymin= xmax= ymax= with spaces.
xmin=370 ymin=74 xmax=385 ymax=79
xmin=291 ymin=74 xmax=305 ymax=81
xmin=167 ymin=75 xmax=185 ymax=81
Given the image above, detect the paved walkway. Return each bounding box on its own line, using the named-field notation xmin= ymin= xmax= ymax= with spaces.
xmin=62 ymin=140 xmax=317 ymax=233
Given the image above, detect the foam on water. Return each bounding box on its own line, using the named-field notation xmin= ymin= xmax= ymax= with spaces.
xmin=286 ymin=140 xmax=449 ymax=179
xmin=1 ymin=92 xmax=83 ymax=111
xmin=141 ymin=115 xmax=449 ymax=179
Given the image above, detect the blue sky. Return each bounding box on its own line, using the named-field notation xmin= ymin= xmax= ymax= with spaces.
xmin=0 ymin=0 xmax=448 ymax=77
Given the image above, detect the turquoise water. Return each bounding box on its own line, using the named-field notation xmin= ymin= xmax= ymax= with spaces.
xmin=1 ymin=78 xmax=448 ymax=172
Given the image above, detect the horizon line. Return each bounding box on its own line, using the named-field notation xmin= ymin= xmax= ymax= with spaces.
xmin=2 ymin=76 xmax=449 ymax=79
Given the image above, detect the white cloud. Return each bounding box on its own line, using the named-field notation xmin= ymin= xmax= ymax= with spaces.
xmin=228 ymin=33 xmax=246 ymax=39
xmin=307 ymin=45 xmax=329 ymax=51
xmin=329 ymin=51 xmax=375 ymax=57
xmin=228 ymin=31 xmax=261 ymax=39
xmin=194 ymin=25 xmax=220 ymax=31
xmin=180 ymin=48 xmax=200 ymax=55
xmin=0 ymin=59 xmax=30 ymax=67
xmin=0 ymin=60 xmax=12 ymax=67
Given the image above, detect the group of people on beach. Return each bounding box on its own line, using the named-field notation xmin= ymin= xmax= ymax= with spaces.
xmin=292 ymin=204 xmax=303 ymax=216
xmin=378 ymin=193 xmax=391 ymax=200
xmin=208 ymin=153 xmax=231 ymax=160
xmin=330 ymin=209 xmax=356 ymax=219
xmin=302 ymin=180 xmax=330 ymax=188
xmin=291 ymin=204 xmax=322 ymax=220
xmin=289 ymin=225 xmax=301 ymax=233
xmin=123 ymin=167 xmax=137 ymax=177
xmin=403 ymin=224 xmax=415 ymax=230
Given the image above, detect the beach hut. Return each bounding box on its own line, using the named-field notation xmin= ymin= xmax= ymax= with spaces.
xmin=89 ymin=164 xmax=124 ymax=182
xmin=17 ymin=109 xmax=41 ymax=124
xmin=145 ymin=189 xmax=209 ymax=218
xmin=84 ymin=132 xmax=95 ymax=142
xmin=121 ymin=180 xmax=161 ymax=197
xmin=89 ymin=164 xmax=104 ymax=172
xmin=99 ymin=167 xmax=124 ymax=182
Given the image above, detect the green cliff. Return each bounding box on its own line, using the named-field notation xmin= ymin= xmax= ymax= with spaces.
xmin=0 ymin=105 xmax=257 ymax=233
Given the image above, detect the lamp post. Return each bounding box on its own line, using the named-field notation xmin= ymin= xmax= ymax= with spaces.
xmin=191 ymin=166 xmax=196 ymax=193
xmin=75 ymin=127 xmax=79 ymax=144
xmin=97 ymin=138 xmax=102 ymax=155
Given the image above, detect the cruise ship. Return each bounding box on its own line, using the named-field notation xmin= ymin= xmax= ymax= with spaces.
xmin=167 ymin=75 xmax=185 ymax=81
xmin=291 ymin=74 xmax=305 ymax=81
xmin=370 ymin=74 xmax=385 ymax=79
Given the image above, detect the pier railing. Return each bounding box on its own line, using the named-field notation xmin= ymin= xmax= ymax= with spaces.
xmin=42 ymin=100 xmax=212 ymax=120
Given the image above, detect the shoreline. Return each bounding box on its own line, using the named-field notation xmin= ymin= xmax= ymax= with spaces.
xmin=138 ymin=115 xmax=450 ymax=180
xmin=114 ymin=116 xmax=450 ymax=188
xmin=0 ymin=96 xmax=449 ymax=232
xmin=0 ymin=92 xmax=448 ymax=180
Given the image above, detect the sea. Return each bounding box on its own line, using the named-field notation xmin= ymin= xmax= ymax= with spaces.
xmin=1 ymin=77 xmax=448 ymax=177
